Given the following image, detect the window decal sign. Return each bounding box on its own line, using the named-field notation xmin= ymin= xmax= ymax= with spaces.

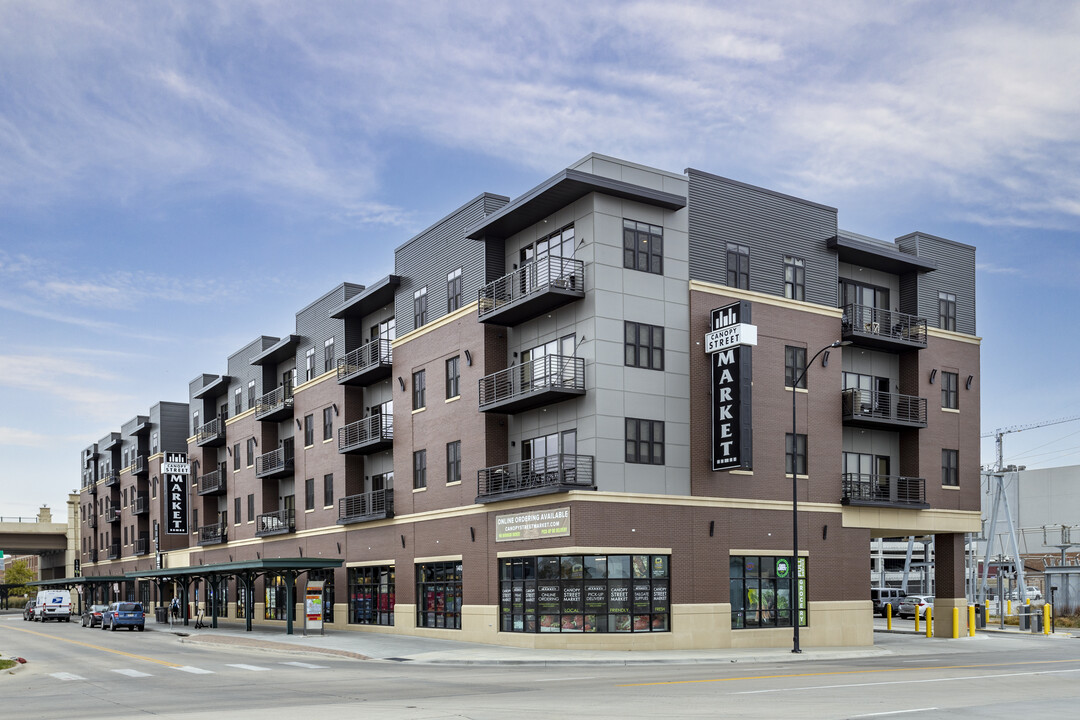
xmin=708 ymin=301 xmax=754 ymax=471
xmin=495 ymin=507 xmax=570 ymax=542
xmin=165 ymin=452 xmax=189 ymax=535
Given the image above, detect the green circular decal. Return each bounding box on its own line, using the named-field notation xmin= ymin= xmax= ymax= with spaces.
xmin=776 ymin=558 xmax=790 ymax=578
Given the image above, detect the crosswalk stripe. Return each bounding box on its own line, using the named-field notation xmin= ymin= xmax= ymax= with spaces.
xmin=50 ymin=672 xmax=86 ymax=681
xmin=112 ymin=669 xmax=153 ymax=678
xmin=280 ymin=661 xmax=327 ymax=669
xmin=172 ymin=666 xmax=215 ymax=674
xmin=226 ymin=664 xmax=271 ymax=672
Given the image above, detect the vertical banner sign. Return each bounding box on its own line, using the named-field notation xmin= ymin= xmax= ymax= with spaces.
xmin=305 ymin=580 xmax=325 ymax=635
xmin=797 ymin=557 xmax=808 ymax=627
xmin=163 ymin=452 xmax=190 ymax=535
xmin=705 ymin=301 xmax=756 ymax=471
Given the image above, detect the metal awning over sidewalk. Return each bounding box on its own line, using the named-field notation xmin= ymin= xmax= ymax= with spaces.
xmin=27 ymin=575 xmax=129 ymax=614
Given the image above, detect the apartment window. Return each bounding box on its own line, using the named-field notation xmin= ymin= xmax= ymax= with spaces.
xmin=247 ymin=494 xmax=255 ymax=522
xmin=324 ymin=337 xmax=335 ymax=373
xmin=193 ymin=410 xmax=199 ymax=434
xmin=942 ymin=449 xmax=959 ymax=487
xmin=323 ymin=406 xmax=333 ymax=441
xmin=152 ymin=476 xmax=158 ymax=499
xmin=416 ymin=561 xmax=462 ymax=629
xmin=304 ymin=414 xmax=314 ymax=446
xmin=413 ymin=286 xmax=428 ymax=328
xmin=446 ymin=356 xmax=460 ymax=399
xmin=246 ymin=437 xmax=255 ymax=467
xmin=192 ymin=509 xmax=198 ymax=531
xmin=305 ymin=478 xmax=315 ymax=511
xmin=413 ymin=369 xmax=426 ymax=410
xmin=151 ymin=432 xmax=159 ymax=455
xmin=233 ymin=443 xmax=241 ymax=471
xmin=413 ymin=450 xmax=427 ymax=489
xmin=623 ymin=219 xmax=663 ymax=275
xmin=234 ymin=497 xmax=241 ymax=525
xmin=348 ymin=565 xmax=395 ymax=626
xmin=123 ymin=488 xmax=127 ymax=506
xmin=939 ymin=292 xmax=957 ymax=331
xmin=727 ymin=243 xmax=750 ymax=289
xmin=447 ymin=268 xmax=462 ymax=312
xmin=626 ymin=418 xmax=665 ymax=465
xmin=784 ymin=256 xmax=805 ymax=301
xmin=247 ymin=380 xmax=256 ymax=409
xmin=785 ymin=433 xmax=808 ymax=476
xmin=941 ymin=371 xmax=959 ymax=409
xmin=234 ymin=387 xmax=243 ymax=416
xmin=446 ymin=440 xmax=461 ymax=485
xmin=123 ymin=526 xmax=128 ymax=546
xmin=624 ymin=321 xmax=664 ymax=370
xmin=305 ymin=347 xmax=316 ymax=381
xmin=730 ymin=556 xmax=808 ymax=629
xmin=785 ymin=346 xmax=807 ymax=389
xmin=323 ymin=473 xmax=333 ymax=507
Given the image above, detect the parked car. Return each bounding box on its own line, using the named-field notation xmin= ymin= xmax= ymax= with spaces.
xmin=22 ymin=598 xmax=40 ymax=621
xmin=1009 ymin=586 xmax=1042 ymax=601
xmin=32 ymin=589 xmax=72 ymax=622
xmin=898 ymin=595 xmax=934 ymax=619
xmin=81 ymin=604 xmax=109 ymax=627
xmin=871 ymin=588 xmax=904 ymax=617
xmin=102 ymin=602 xmax=145 ymax=631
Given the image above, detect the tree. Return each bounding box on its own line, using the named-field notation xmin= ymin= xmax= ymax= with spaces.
xmin=3 ymin=559 xmax=35 ymax=597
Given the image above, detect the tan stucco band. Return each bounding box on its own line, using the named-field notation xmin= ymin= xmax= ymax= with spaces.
xmin=843 ymin=506 xmax=981 ymax=534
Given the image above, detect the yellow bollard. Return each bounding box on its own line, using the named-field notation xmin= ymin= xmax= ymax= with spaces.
xmin=968 ymin=605 xmax=976 ymax=637
xmin=1007 ymin=599 xmax=1011 ymax=615
xmin=926 ymin=606 xmax=933 ymax=638
xmin=914 ymin=607 xmax=920 ymax=633
xmin=886 ymin=602 xmax=892 ymax=630
xmin=952 ymin=607 xmax=959 ymax=639
xmin=1044 ymin=603 xmax=1051 ymax=635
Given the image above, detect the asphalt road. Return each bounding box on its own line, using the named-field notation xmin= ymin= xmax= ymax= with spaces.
xmin=3 ymin=614 xmax=1080 ymax=719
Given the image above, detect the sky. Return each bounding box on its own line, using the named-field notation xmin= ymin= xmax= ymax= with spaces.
xmin=1 ymin=1 xmax=1079 ymax=519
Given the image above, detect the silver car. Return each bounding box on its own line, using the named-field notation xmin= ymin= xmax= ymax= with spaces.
xmin=898 ymin=595 xmax=934 ymax=619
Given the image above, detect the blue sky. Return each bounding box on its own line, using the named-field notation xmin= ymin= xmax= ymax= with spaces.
xmin=2 ymin=1 xmax=1079 ymax=518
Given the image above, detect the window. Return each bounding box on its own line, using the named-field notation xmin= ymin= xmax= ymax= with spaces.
xmin=247 ymin=494 xmax=255 ymax=522
xmin=305 ymin=347 xmax=316 ymax=381
xmin=785 ymin=346 xmax=807 ymax=389
xmin=939 ymin=292 xmax=957 ymax=331
xmin=151 ymin=432 xmax=158 ymax=455
xmin=349 ymin=566 xmax=395 ymax=626
xmin=942 ymin=449 xmax=959 ymax=486
xmin=412 ymin=369 xmax=426 ymax=410
xmin=730 ymin=556 xmax=808 ymax=629
xmin=304 ymin=414 xmax=314 ymax=446
xmin=323 ymin=473 xmax=333 ymax=507
xmin=786 ymin=433 xmax=808 ymax=476
xmin=234 ymin=387 xmax=243 ymax=416
xmin=371 ymin=318 xmax=396 ymax=342
xmin=623 ymin=219 xmax=663 ymax=274
xmin=626 ymin=419 xmax=664 ymax=465
xmin=234 ymin=497 xmax=241 ymax=525
xmin=123 ymin=526 xmax=128 ymax=546
xmin=447 ymin=268 xmax=462 ymax=312
xmin=413 ymin=450 xmax=427 ymax=489
xmin=152 ymin=476 xmax=158 ymax=499
xmin=446 ymin=440 xmax=461 ymax=485
xmin=246 ymin=437 xmax=255 ymax=467
xmin=416 ymin=561 xmax=462 ymax=629
xmin=237 ymin=584 xmax=248 ymax=619
xmin=192 ymin=508 xmax=198 ymax=531
xmin=727 ymin=243 xmax=749 ymax=289
xmin=784 ymin=256 xmax=805 ymax=301
xmin=624 ymin=322 xmax=664 ymax=370
xmin=305 ymin=478 xmax=315 ymax=511
xmin=413 ymin=286 xmax=428 ymax=328
xmin=264 ymin=573 xmax=295 ymax=621
xmin=247 ymin=380 xmax=256 ymax=409
xmin=324 ymin=337 xmax=335 ymax=374
xmin=446 ymin=356 xmax=460 ymax=399
xmin=233 ymin=443 xmax=241 ymax=471
xmin=193 ymin=410 xmax=199 ymax=434
xmin=323 ymin=406 xmax=333 ymax=441
xmin=941 ymin=371 xmax=959 ymax=409
xmin=500 ymin=554 xmax=669 ymax=633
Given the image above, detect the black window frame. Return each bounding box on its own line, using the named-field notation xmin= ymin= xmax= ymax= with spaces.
xmin=624 ymin=321 xmax=664 ymax=370
xmin=413 ymin=369 xmax=426 ymax=410
xmin=727 ymin=243 xmax=750 ymax=289
xmin=413 ymin=449 xmax=427 ymax=489
xmin=730 ymin=555 xmax=808 ymax=629
xmin=323 ymin=406 xmax=333 ymax=441
xmin=247 ymin=380 xmax=256 ymax=409
xmin=446 ymin=356 xmax=460 ymax=399
xmin=305 ymin=347 xmax=316 ymax=381
xmin=304 ymin=414 xmax=314 ymax=446
xmin=447 ymin=268 xmax=462 ymax=313
xmin=942 ymin=449 xmax=959 ymax=487
xmin=233 ymin=443 xmax=241 ymax=471
xmin=349 ymin=565 xmax=395 ymax=626
xmin=324 ymin=337 xmax=335 ymax=374
xmin=939 ymin=292 xmax=957 ymax=331
xmin=785 ymin=346 xmax=807 ymax=389
xmin=304 ymin=478 xmax=315 ymax=511
xmin=234 ymin=387 xmax=243 ymax=416
xmin=784 ymin=255 xmax=805 ymax=301
xmin=247 ymin=494 xmax=255 ymax=522
xmin=234 ymin=497 xmax=241 ymax=525
xmin=941 ymin=371 xmax=959 ymax=409
xmin=625 ymin=418 xmax=665 ymax=465
xmin=323 ymin=473 xmax=333 ymax=507
xmin=785 ymin=433 xmax=808 ymax=476
xmin=446 ymin=440 xmax=461 ymax=485
xmin=413 ymin=286 xmax=428 ymax=328
xmin=622 ymin=219 xmax=663 ymax=275
xmin=246 ymin=437 xmax=255 ymax=468
xmin=416 ymin=561 xmax=462 ymax=629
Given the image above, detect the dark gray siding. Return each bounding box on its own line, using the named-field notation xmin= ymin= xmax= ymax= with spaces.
xmin=294 ymin=283 xmax=360 ymax=381
xmin=897 ymin=233 xmax=977 ymax=335
xmin=687 ymin=169 xmax=839 ymax=307
xmin=394 ymin=193 xmax=510 ymax=334
xmin=155 ymin=401 xmax=190 ymax=453
xmin=227 ymin=336 xmax=279 ymax=412
xmin=898 ymin=272 xmax=919 ymax=317
xmin=188 ymin=374 xmax=220 ymax=432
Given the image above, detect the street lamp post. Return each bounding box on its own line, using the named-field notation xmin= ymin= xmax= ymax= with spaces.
xmin=791 ymin=340 xmax=850 ymax=654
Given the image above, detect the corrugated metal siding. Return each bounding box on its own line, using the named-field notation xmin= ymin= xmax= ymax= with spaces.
xmin=899 ymin=272 xmax=919 ymax=316
xmin=294 ymin=284 xmax=353 ymax=377
xmin=687 ymin=170 xmax=838 ymax=306
xmin=227 ymin=336 xmax=277 ymax=411
xmin=902 ymin=233 xmax=976 ymax=334
xmin=157 ymin=401 xmax=191 ymax=453
xmin=395 ymin=194 xmax=509 ymax=334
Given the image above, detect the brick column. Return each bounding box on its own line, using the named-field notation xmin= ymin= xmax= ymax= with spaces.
xmin=934 ymin=532 xmax=967 ymax=638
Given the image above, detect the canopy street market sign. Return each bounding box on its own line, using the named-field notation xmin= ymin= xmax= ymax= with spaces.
xmin=707 ymin=301 xmax=756 ymax=471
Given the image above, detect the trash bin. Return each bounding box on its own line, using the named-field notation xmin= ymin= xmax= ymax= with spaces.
xmin=155 ymin=606 xmax=168 ymax=624
xmin=974 ymin=603 xmax=986 ymax=629
xmin=1031 ymin=610 xmax=1043 ymax=634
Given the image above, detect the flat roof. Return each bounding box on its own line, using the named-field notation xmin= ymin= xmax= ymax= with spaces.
xmin=192 ymin=375 xmax=230 ymax=400
xmin=829 ymin=234 xmax=937 ymax=274
xmin=125 ymin=557 xmax=343 ymax=579
xmin=329 ymin=275 xmax=401 ymax=319
xmin=29 ymin=576 xmax=128 ymax=586
xmin=249 ymin=335 xmax=301 ymax=366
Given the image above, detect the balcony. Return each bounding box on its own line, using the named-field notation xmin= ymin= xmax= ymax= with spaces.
xmin=841 ymin=389 xmax=927 ymax=430
xmin=255 ymin=508 xmax=295 ymax=537
xmin=134 ymin=537 xmax=150 ymax=556
xmin=841 ymin=474 xmax=929 ymax=509
xmin=198 ymin=522 xmax=227 ymax=546
xmin=107 ymin=543 xmax=120 ymax=560
xmin=197 ymin=465 xmax=227 ymax=496
xmin=88 ymin=549 xmax=98 ymax=563
xmin=337 ymin=338 xmax=393 ymax=386
xmin=87 ymin=482 xmax=97 ymax=495
xmin=479 ymin=354 xmax=585 ymax=414
xmin=133 ymin=493 xmax=149 ymax=516
xmin=103 ymin=469 xmax=120 ymax=487
xmin=477 ymin=454 xmax=595 ymax=503
xmin=841 ymin=304 xmax=927 ymax=350
xmin=195 ymin=416 xmax=226 ymax=447
xmin=337 ymin=489 xmax=394 ymax=524
xmin=338 ymin=414 xmax=393 ymax=455
xmin=131 ymin=455 xmax=148 ymax=475
xmin=478 ymin=257 xmax=585 ymax=326
xmin=255 ymin=441 xmax=294 ymax=479
xmin=255 ymin=384 xmax=295 ymax=422
xmin=87 ymin=514 xmax=97 ymax=529
xmin=107 ymin=506 xmax=121 ymax=523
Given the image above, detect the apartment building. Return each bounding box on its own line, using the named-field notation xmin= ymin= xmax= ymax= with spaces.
xmin=79 ymin=153 xmax=981 ymax=648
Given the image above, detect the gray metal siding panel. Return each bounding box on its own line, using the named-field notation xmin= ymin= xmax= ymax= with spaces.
xmin=157 ymin=401 xmax=191 ymax=453
xmin=226 ymin=337 xmax=274 ymax=411
xmin=908 ymin=234 xmax=976 ymax=334
xmin=899 ymin=272 xmax=919 ymax=317
xmin=687 ymin=170 xmax=838 ymax=306
xmin=295 ymin=285 xmax=351 ymax=380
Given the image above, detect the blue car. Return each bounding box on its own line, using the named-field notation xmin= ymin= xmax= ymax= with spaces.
xmin=102 ymin=602 xmax=146 ymax=631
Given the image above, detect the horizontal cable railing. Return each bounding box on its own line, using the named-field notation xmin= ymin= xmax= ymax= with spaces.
xmin=337 ymin=338 xmax=392 ymax=382
xmin=338 ymin=489 xmax=394 ymax=522
xmin=338 ymin=414 xmax=393 ymax=451
xmin=841 ymin=304 xmax=927 ymax=345
xmin=107 ymin=543 xmax=120 ymax=560
xmin=198 ymin=466 xmax=227 ymax=494
xmin=131 ymin=455 xmax=148 ymax=474
xmin=133 ymin=494 xmax=148 ymax=515
xmin=255 ymin=443 xmax=294 ymax=477
xmin=478 ymin=454 xmax=594 ymax=497
xmin=478 ymin=257 xmax=585 ymax=318
xmin=255 ymin=384 xmax=294 ymax=419
xmin=198 ymin=522 xmax=227 ymax=544
xmin=256 ymin=508 xmax=296 ymax=535
xmin=107 ymin=506 xmax=121 ymax=523
xmin=134 ymin=537 xmax=149 ymax=555
xmin=195 ymin=416 xmax=225 ymax=444
xmin=841 ymin=389 xmax=927 ymax=425
xmin=103 ymin=469 xmax=120 ymax=487
xmin=479 ymin=354 xmax=585 ymax=409
xmin=842 ymin=474 xmax=927 ymax=506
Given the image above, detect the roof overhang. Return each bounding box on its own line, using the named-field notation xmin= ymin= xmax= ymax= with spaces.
xmin=131 ymin=417 xmax=152 ymax=436
xmin=192 ymin=375 xmax=231 ymax=400
xmin=29 ymin=576 xmax=128 ymax=587
xmin=829 ymin=235 xmax=937 ymax=274
xmin=465 ymin=169 xmax=686 ymax=240
xmin=329 ymin=275 xmax=401 ymax=319
xmin=250 ymin=335 xmax=301 ymax=366
xmin=100 ymin=434 xmax=122 ymax=451
xmin=125 ymin=557 xmax=344 ymax=579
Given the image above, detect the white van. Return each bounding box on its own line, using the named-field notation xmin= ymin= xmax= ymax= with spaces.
xmin=34 ymin=589 xmax=73 ymax=622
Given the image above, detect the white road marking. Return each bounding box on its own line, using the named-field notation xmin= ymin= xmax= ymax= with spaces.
xmin=733 ymin=667 xmax=1080 ymax=695
xmin=172 ymin=666 xmax=215 ymax=674
xmin=280 ymin=661 xmax=327 ymax=669
xmin=111 ymin=669 xmax=153 ymax=678
xmin=850 ymin=710 xmax=940 ymax=718
xmin=227 ymin=664 xmax=272 ymax=671
xmin=535 ymin=676 xmax=596 ymax=682
xmin=49 ymin=672 xmax=86 ymax=681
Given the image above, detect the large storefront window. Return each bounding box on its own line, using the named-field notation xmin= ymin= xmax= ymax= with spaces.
xmin=237 ymin=584 xmax=247 ymax=619
xmin=211 ymin=578 xmax=228 ymax=618
xmin=499 ymin=554 xmax=669 ymax=633
xmin=729 ymin=556 xmax=808 ymax=629
xmin=264 ymin=573 xmax=296 ymax=621
xmin=416 ymin=561 xmax=462 ymax=629
xmin=349 ymin=566 xmax=395 ymax=626
xmin=307 ymin=569 xmax=335 ymax=624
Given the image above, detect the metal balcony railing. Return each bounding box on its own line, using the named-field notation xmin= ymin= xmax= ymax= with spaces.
xmin=477 ymin=454 xmax=595 ymax=501
xmin=841 ymin=389 xmax=928 ymax=428
xmin=107 ymin=506 xmax=121 ymax=523
xmin=131 ymin=455 xmax=148 ymax=475
xmin=107 ymin=543 xmax=120 ymax=560
xmin=478 ymin=257 xmax=585 ymax=325
xmin=478 ymin=354 xmax=585 ymax=413
xmin=88 ymin=549 xmax=98 ymax=563
xmin=255 ymin=441 xmax=294 ymax=479
xmin=841 ymin=474 xmax=928 ymax=508
xmin=254 ymin=384 xmax=294 ymax=421
xmin=103 ymin=469 xmax=120 ymax=487
xmin=198 ymin=522 xmax=227 ymax=545
xmin=197 ymin=465 xmax=227 ymax=495
xmin=134 ymin=537 xmax=150 ymax=555
xmin=338 ymin=414 xmax=393 ymax=454
xmin=133 ymin=493 xmax=149 ymax=515
xmin=87 ymin=514 xmax=97 ymax=529
xmin=337 ymin=338 xmax=393 ymax=385
xmin=255 ymin=508 xmax=296 ymax=537
xmin=195 ymin=416 xmax=226 ymax=446
xmin=841 ymin=304 xmax=927 ymax=348
xmin=338 ymin=489 xmax=394 ymax=524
